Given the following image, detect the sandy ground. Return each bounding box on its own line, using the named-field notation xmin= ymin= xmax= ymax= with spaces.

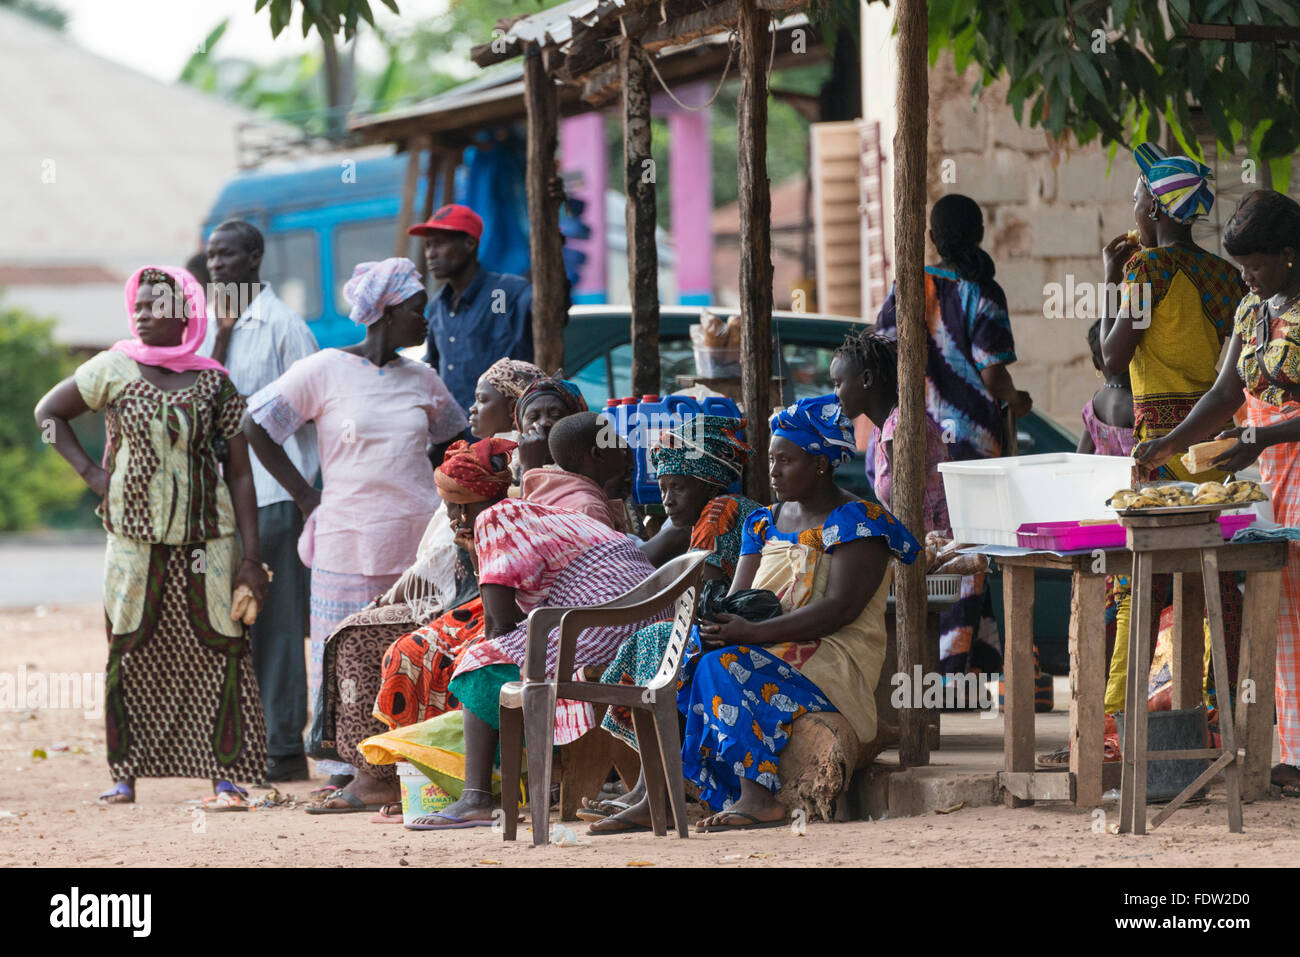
xmin=3 ymin=602 xmax=1300 ymax=868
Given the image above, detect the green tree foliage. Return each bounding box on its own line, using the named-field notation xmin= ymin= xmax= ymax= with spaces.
xmin=0 ymin=0 xmax=68 ymax=31
xmin=0 ymin=301 xmax=92 ymax=531
xmin=928 ymin=0 xmax=1300 ymax=189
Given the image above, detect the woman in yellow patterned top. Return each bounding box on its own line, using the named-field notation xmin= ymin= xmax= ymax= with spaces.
xmin=1099 ymin=142 xmax=1246 ymax=482
xmin=1136 ymin=189 xmax=1300 ymax=795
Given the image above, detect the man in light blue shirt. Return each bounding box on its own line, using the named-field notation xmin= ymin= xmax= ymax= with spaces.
xmin=201 ymin=219 xmax=319 ymax=785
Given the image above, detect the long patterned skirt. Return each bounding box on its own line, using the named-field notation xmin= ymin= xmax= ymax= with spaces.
xmin=375 ymin=597 xmax=486 ymax=729
xmin=1249 ymin=393 xmax=1300 ymax=766
xmin=104 ymin=536 xmax=266 ymax=783
xmin=309 ymin=565 xmax=400 ymax=776
xmin=676 ymin=632 xmax=832 ymax=812
xmin=600 ymin=620 xmax=673 ymax=749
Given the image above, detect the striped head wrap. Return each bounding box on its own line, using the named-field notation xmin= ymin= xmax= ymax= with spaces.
xmin=769 ymin=394 xmax=857 ymax=468
xmin=480 ymin=358 xmax=543 ymax=401
xmin=434 ymin=437 xmax=517 ymax=504
xmin=342 ymin=257 xmax=425 ymax=326
xmin=1134 ymin=142 xmax=1215 ymax=224
xmin=513 ymin=375 xmax=588 ymax=430
xmin=651 ymin=415 xmax=751 ymax=488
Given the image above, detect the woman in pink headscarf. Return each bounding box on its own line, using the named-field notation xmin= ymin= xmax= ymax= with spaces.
xmin=34 ymin=266 xmax=270 ymax=807
xmin=242 ymin=257 xmax=468 ymax=807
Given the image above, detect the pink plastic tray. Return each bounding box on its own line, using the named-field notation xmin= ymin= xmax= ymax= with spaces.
xmin=1016 ymin=514 xmax=1254 ymax=551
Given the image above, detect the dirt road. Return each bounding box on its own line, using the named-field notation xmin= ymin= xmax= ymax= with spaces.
xmin=2 ymin=604 xmax=1298 ymax=868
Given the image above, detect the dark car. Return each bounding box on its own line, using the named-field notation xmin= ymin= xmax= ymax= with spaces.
xmin=559 ymin=305 xmax=1079 ymax=506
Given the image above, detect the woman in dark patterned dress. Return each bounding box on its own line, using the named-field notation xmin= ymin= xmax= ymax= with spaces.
xmin=35 ymin=265 xmax=270 ymax=806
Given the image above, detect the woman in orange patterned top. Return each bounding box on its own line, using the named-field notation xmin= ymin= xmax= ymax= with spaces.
xmin=1136 ymin=189 xmax=1300 ymax=794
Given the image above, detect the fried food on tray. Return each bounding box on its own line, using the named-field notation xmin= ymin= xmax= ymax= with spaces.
xmin=1108 ymin=489 xmax=1138 ymax=509
xmin=1224 ymin=480 xmax=1266 ymax=503
xmin=1192 ymin=481 xmax=1228 ymax=504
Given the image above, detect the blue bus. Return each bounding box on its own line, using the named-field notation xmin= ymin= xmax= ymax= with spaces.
xmin=201 ymin=152 xmax=431 ymax=350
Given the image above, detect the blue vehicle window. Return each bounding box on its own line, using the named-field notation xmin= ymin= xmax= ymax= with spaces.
xmin=333 ymin=220 xmax=419 ymax=314
xmin=261 ymin=230 xmax=321 ymax=320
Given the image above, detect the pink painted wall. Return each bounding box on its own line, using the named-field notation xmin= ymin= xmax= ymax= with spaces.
xmin=560 ymin=113 xmax=608 ymax=302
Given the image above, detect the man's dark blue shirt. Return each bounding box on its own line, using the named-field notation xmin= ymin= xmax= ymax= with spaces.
xmin=423 ymin=265 xmax=534 ymax=413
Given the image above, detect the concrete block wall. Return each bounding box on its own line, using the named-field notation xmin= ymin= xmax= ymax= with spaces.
xmin=925 ymin=53 xmax=1140 ymax=431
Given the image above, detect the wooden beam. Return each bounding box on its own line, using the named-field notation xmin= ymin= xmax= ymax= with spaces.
xmin=394 ymin=134 xmax=430 ymax=257
xmin=442 ymin=147 xmax=461 ymax=208
xmin=523 ymin=45 xmax=566 ymax=375
xmin=621 ymin=38 xmax=661 ymax=399
xmin=893 ymin=0 xmax=930 ymax=768
xmin=737 ymin=0 xmax=773 ymax=505
xmin=421 ymin=149 xmax=440 ymax=222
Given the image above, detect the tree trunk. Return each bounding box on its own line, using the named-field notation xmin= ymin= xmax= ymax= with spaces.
xmin=621 ymin=39 xmax=661 ymax=398
xmin=523 ymin=45 xmax=566 ymax=375
xmin=319 ymin=29 xmax=343 ymax=138
xmin=737 ymin=0 xmax=774 ymax=505
xmin=892 ymin=0 xmax=930 ymax=768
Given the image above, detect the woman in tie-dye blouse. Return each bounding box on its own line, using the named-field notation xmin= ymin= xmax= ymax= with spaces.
xmin=679 ymin=396 xmax=920 ymax=832
xmin=874 ymin=193 xmax=1032 ymax=463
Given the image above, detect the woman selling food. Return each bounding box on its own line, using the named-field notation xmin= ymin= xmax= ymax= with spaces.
xmin=1099 ymin=145 xmax=1247 ymax=735
xmin=1134 ymin=188 xmax=1300 ymax=795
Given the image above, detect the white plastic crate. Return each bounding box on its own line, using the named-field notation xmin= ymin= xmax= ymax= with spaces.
xmin=937 ymin=453 xmax=1134 ymax=547
xmin=887 ymin=574 xmax=963 ymax=606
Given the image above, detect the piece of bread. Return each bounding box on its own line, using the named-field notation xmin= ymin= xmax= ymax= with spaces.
xmin=1181 ymin=438 xmax=1237 ymax=475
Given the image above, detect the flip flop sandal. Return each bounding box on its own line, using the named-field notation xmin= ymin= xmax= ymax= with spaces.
xmin=696 ymin=810 xmax=788 ymax=833
xmin=575 ymin=798 xmax=630 ymax=822
xmin=204 ymin=781 xmax=251 ymax=812
xmin=404 ymin=812 xmax=495 ymax=830
xmin=1282 ymin=783 xmax=1300 ymax=799
xmin=587 ymin=814 xmax=651 ymax=836
xmin=98 ymin=781 xmax=134 ymax=804
xmin=305 ymin=791 xmax=385 ymax=815
xmin=370 ymin=803 xmax=404 ymax=824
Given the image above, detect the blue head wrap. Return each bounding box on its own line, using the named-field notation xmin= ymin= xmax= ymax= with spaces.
xmin=768 ymin=395 xmax=857 ymax=468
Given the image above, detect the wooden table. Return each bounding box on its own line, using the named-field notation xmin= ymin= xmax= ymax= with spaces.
xmin=986 ymin=539 xmax=1286 ymax=808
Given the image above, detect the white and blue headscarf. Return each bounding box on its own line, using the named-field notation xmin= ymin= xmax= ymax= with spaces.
xmin=769 ymin=395 xmax=857 ymax=468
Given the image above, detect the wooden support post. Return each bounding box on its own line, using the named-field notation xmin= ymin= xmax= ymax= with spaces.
xmin=442 ymin=148 xmax=461 ymax=209
xmin=621 ymin=38 xmax=660 ymax=398
xmin=523 ymin=44 xmax=566 ymax=375
xmin=1171 ymin=571 xmax=1205 ymax=710
xmin=395 ymin=134 xmax=430 ymax=256
xmin=421 ymin=149 xmax=440 ymax=225
xmin=891 ymin=0 xmax=929 ymax=767
xmin=1237 ymin=568 xmax=1282 ymax=800
xmin=1069 ymin=573 xmax=1106 ymax=807
xmin=737 ymin=0 xmax=773 ymax=504
xmin=1002 ymin=565 xmax=1036 ymax=804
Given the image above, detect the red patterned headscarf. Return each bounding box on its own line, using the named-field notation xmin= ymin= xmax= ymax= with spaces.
xmin=434 ymin=437 xmax=517 ymax=504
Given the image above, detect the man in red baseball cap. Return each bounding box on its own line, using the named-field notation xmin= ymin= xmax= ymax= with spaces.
xmin=408 ymin=203 xmax=534 ymax=417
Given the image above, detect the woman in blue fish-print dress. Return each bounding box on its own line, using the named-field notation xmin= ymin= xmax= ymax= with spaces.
xmin=679 ymin=395 xmax=920 ymax=832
